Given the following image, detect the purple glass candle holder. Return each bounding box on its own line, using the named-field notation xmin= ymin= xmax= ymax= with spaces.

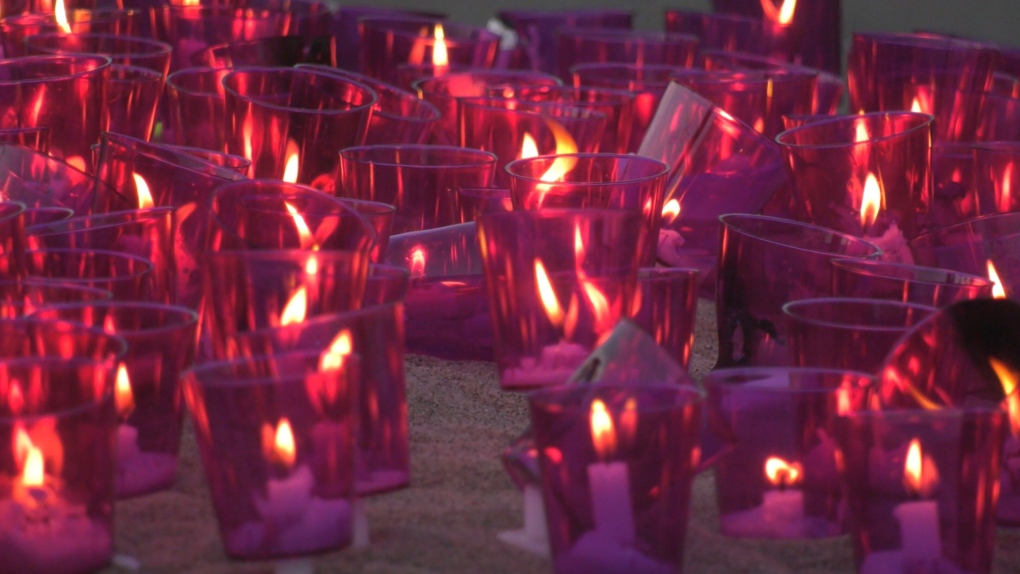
xmin=200 ymin=250 xmax=368 ymax=360
xmin=295 ymin=65 xmax=440 ymax=146
xmin=0 ymin=127 xmax=49 ymax=154
xmin=0 ymin=357 xmax=116 ymax=574
xmin=973 ymin=141 xmax=1020 ymax=216
xmin=165 ymin=5 xmax=293 ymax=72
xmin=0 ymin=201 xmax=25 ymax=276
xmin=636 ymin=82 xmax=790 ymax=289
xmin=208 ymin=180 xmax=376 ymax=254
xmin=30 ymin=302 xmax=198 ymax=498
xmin=930 ymin=141 xmax=979 ymax=228
xmin=716 ymin=214 xmax=882 ymax=368
xmin=555 ymin=28 xmax=698 ymax=79
xmin=711 ymin=0 xmax=841 ymax=73
xmin=182 ymin=351 xmax=358 ymax=559
xmin=456 ymin=187 xmax=512 ymax=222
xmin=477 ymin=209 xmax=643 ymax=389
xmin=26 ymin=208 xmax=175 ymax=305
xmin=831 ymin=258 xmax=995 ymax=307
xmin=910 ymin=211 xmax=1020 ymax=300
xmin=337 ymin=145 xmax=496 ymax=235
xmin=458 ymin=98 xmax=607 ymax=187
xmin=226 ymin=303 xmax=409 ymax=496
xmin=413 ymin=70 xmax=561 ymax=146
xmin=363 ymin=264 xmax=408 ymax=307
xmin=706 ymin=367 xmax=872 ymax=539
xmin=664 ymin=10 xmax=767 ymax=54
xmin=783 ymin=298 xmax=936 ymax=373
xmin=22 ymin=206 xmax=72 ymax=227
xmin=222 ymin=67 xmax=376 ymax=187
xmin=698 ymin=50 xmax=843 ymax=116
xmin=335 ymin=198 xmax=394 ymax=264
xmin=529 ymin=384 xmax=702 ymax=574
xmin=0 ymin=279 xmax=110 ymax=318
xmin=164 ymin=67 xmax=229 ymax=152
xmin=776 ymin=111 xmax=934 ymax=256
xmin=497 ymin=9 xmax=632 ymax=74
xmin=22 ymin=248 xmax=154 ymax=301
xmin=189 ymin=36 xmax=307 ymax=69
xmin=358 ymin=17 xmax=499 ymax=84
xmin=627 ymin=267 xmax=698 ymax=371
xmin=505 ymin=153 xmax=667 ymax=266
xmin=385 ymin=222 xmax=490 ymax=361
xmin=160 ymin=144 xmax=251 ymax=175
xmin=977 ymin=93 xmax=1020 ymax=142
xmin=0 ymin=316 xmax=126 ymax=359
xmin=0 ymin=55 xmax=110 ymax=164
xmin=23 ymin=32 xmax=171 ymax=75
xmin=0 ymin=144 xmax=96 ymax=215
xmin=835 ymin=408 xmax=1005 ymax=574
xmin=329 ymin=6 xmax=446 ymax=71
xmin=0 ymin=9 xmax=136 ymax=58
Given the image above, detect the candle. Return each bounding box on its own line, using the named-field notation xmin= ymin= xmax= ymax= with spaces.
xmin=993 ymin=358 xmax=1020 ymax=522
xmin=720 ymin=456 xmax=816 ymax=538
xmin=497 ymin=483 xmax=550 ymax=556
xmin=0 ymin=430 xmax=111 ymax=574
xmin=859 ymin=173 xmax=913 ymax=264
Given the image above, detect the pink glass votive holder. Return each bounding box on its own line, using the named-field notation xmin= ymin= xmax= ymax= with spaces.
xmin=0 ymin=55 xmax=110 ymax=164
xmin=0 ymin=357 xmax=116 ymax=574
xmin=0 ymin=317 xmax=126 ymax=359
xmin=329 ymin=6 xmax=446 ymax=71
xmin=930 ymin=141 xmax=979 ymax=228
xmin=716 ymin=214 xmax=882 ymax=368
xmin=200 ymin=250 xmax=369 ymax=359
xmin=711 ymin=0 xmax=841 ymax=73
xmin=456 ymin=187 xmax=512 ymax=222
xmin=973 ymin=141 xmax=1020 ymax=216
xmin=295 ymin=65 xmax=441 ymax=146
xmin=363 ymin=264 xmax=408 ymax=306
xmin=23 ymin=32 xmax=171 ymax=75
xmin=477 ymin=209 xmax=643 ymax=390
xmin=664 ymin=10 xmax=767 ymax=55
xmin=222 ymin=67 xmax=376 ymax=187
xmin=227 ymin=303 xmax=409 ymax=496
xmin=22 ymin=206 xmax=72 ymax=227
xmin=183 ymin=351 xmax=358 ymax=559
xmin=413 ymin=70 xmax=562 ymax=146
xmin=910 ymin=211 xmax=1020 ymax=300
xmin=497 ymin=8 xmax=632 ymax=74
xmin=22 ymin=248 xmax=154 ymax=301
xmin=977 ymin=93 xmax=1020 ymax=142
xmin=189 ymin=36 xmax=306 ymax=69
xmin=0 ymin=9 xmax=135 ymax=58
xmin=160 ymin=144 xmax=251 ymax=175
xmin=555 ymin=28 xmax=698 ymax=79
xmin=335 ymin=198 xmax=395 ymax=264
xmin=26 ymin=208 xmax=175 ymax=305
xmin=505 ymin=153 xmax=667 ymax=266
xmin=627 ymin=267 xmax=698 ymax=371
xmin=358 ymin=17 xmax=499 ymax=84
xmin=831 ymin=258 xmax=995 ymax=307
xmin=0 ymin=201 xmax=25 ymax=276
xmin=0 ymin=144 xmax=96 ymax=215
xmin=208 ymin=180 xmax=376 ymax=254
xmin=337 ymin=145 xmax=496 ymax=235
xmin=783 ymin=298 xmax=936 ymax=373
xmin=165 ymin=6 xmax=293 ymax=72
xmin=776 ymin=111 xmax=934 ymax=253
xmin=164 ymin=67 xmax=229 ymax=152
xmin=706 ymin=367 xmax=873 ymax=539
xmin=835 ymin=408 xmax=1005 ymax=574
xmin=529 ymin=384 xmax=702 ymax=574
xmin=30 ymin=302 xmax=198 ymax=498
xmin=0 ymin=279 xmax=110 ymax=318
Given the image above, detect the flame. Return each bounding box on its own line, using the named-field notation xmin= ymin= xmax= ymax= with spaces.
xmin=21 ymin=443 xmax=44 ymax=487
xmin=432 ymin=23 xmax=449 ymax=68
xmin=860 ymin=173 xmax=882 ymax=229
xmin=8 ymin=380 xmax=24 ymax=415
xmin=760 ymin=0 xmax=797 ymax=25
xmin=132 ymin=173 xmax=154 ymax=209
xmin=999 ymin=162 xmax=1013 ymax=213
xmin=903 ymin=438 xmax=938 ymax=496
xmin=115 ymin=364 xmax=134 ymax=419
xmin=280 ymin=286 xmax=308 ymax=326
xmin=282 ymin=140 xmax=300 ymax=184
xmin=284 ymin=201 xmax=317 ymax=250
xmin=911 ymin=98 xmax=923 ymax=113
xmin=854 ymin=118 xmax=870 ymax=144
xmin=661 ymin=199 xmax=681 ymax=226
xmin=990 ymin=357 xmax=1020 ymax=435
xmin=319 ymin=329 xmax=352 ymax=372
xmin=589 ymin=399 xmax=616 ymax=459
xmin=272 ymin=419 xmax=297 ymax=470
xmin=987 ymin=260 xmax=1007 ymax=299
xmin=764 ymin=457 xmax=802 ymax=488
xmin=520 ymin=133 xmax=539 ymax=160
xmin=409 ymin=246 xmax=426 ymax=278
xmin=54 ymin=0 xmax=71 ymax=33
xmin=535 ymin=259 xmax=564 ymax=328
xmin=539 ymin=118 xmax=578 ymax=182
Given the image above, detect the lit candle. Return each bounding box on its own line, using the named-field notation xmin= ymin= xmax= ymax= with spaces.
xmin=720 ymin=456 xmax=813 ymax=538
xmin=0 ymin=429 xmax=111 ymax=574
xmin=113 ymin=363 xmax=177 ymax=497
xmin=859 ymin=173 xmax=912 ymax=264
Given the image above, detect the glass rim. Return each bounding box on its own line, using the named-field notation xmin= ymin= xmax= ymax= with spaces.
xmin=505 ymin=152 xmax=668 ymax=186
xmin=0 ymin=357 xmax=114 ymax=424
xmin=0 ymin=316 xmax=128 ymax=357
xmin=0 ymin=54 xmax=112 ymax=86
xmin=412 ymin=69 xmax=563 ymax=94
xmin=703 ymin=366 xmax=875 ymax=394
xmin=781 ymin=296 xmax=938 ymax=332
xmin=184 ymin=349 xmax=360 ymax=388
xmin=837 ymin=404 xmax=1005 ymax=422
xmin=221 ymin=67 xmax=379 ymax=115
xmin=830 ymin=257 xmax=994 ymax=288
xmin=229 ymin=301 xmax=400 ymax=343
xmin=339 ymin=144 xmax=497 ymax=168
xmin=911 ymin=210 xmax=1020 ymax=246
xmin=556 ymin=27 xmax=698 ymax=43
xmin=31 ymin=301 xmax=199 ymax=335
xmin=718 ymin=213 xmax=883 ymax=258
xmin=637 ymin=266 xmax=699 ymax=281
xmin=23 ymin=32 xmax=172 ymax=57
xmin=478 ymin=206 xmax=643 ymax=224
xmin=26 ymin=206 xmax=174 ymax=237
xmin=98 ymin=131 xmax=245 ymax=181
xmin=166 ymin=66 xmax=227 ymax=97
xmin=358 ymin=15 xmax=501 ymax=43
xmin=851 ymin=31 xmax=999 ymax=54
xmin=294 ymin=64 xmax=442 ymax=123
xmin=527 ymin=382 xmax=704 ymax=412
xmin=775 ymin=110 xmax=935 ymax=149
xmin=25 ymin=247 xmax=155 ymax=279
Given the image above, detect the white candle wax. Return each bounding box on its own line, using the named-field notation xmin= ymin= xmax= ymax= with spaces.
xmin=554 ymin=530 xmax=673 ymax=574
xmin=501 ymin=342 xmax=590 ymax=387
xmin=497 ymin=484 xmax=550 ymax=557
xmin=868 ymin=222 xmax=914 ymax=265
xmin=893 ymin=499 xmax=941 ymax=566
xmin=116 ymin=423 xmax=178 ymax=496
xmin=762 ymin=489 xmax=805 ymax=525
xmin=719 ymin=489 xmax=813 ymax=538
xmin=587 ymin=461 xmax=635 ymax=545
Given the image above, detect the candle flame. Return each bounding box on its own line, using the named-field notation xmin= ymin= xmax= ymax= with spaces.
xmin=534 ymin=259 xmax=564 ymax=328
xmin=589 ymin=399 xmax=616 ymax=459
xmin=54 ymin=0 xmax=71 ymax=33
xmin=8 ymin=380 xmax=24 ymax=415
xmin=409 ymin=246 xmax=426 ymax=278
xmin=990 ymin=357 xmax=1020 ymax=435
xmin=911 ymin=98 xmax=923 ymax=113
xmin=520 ymin=133 xmax=539 ymax=160
xmin=661 ymin=198 xmax=681 ymax=226
xmin=539 ymin=118 xmax=578 ymax=182
xmin=319 ymin=329 xmax=352 ymax=372
xmin=854 ymin=118 xmax=870 ymax=144
xmin=988 ymin=260 xmax=1007 ymax=299
xmin=760 ymin=0 xmax=797 ymax=24
xmin=999 ymin=162 xmax=1014 ymax=213
xmin=284 ymin=201 xmax=317 ymax=251
xmin=764 ymin=457 xmax=802 ymax=487
xmin=21 ymin=443 xmax=44 ymax=487
xmin=904 ymin=438 xmax=938 ymax=497
xmin=133 ymin=173 xmax=154 ymax=209
xmin=273 ymin=419 xmax=297 ymax=470
xmin=282 ymin=141 xmax=300 ymax=184
xmin=432 ymin=23 xmax=449 ymax=68
xmin=280 ymin=286 xmax=308 ymax=326
xmin=860 ymin=173 xmax=882 ymax=228
xmin=115 ymin=364 xmax=134 ymax=419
